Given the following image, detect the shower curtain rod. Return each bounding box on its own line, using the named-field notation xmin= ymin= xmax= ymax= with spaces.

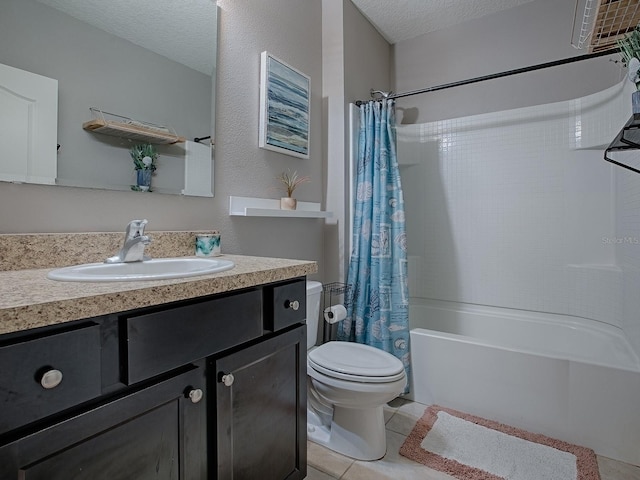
xmin=359 ymin=47 xmax=618 ymax=103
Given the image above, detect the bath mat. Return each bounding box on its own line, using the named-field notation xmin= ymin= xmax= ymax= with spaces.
xmin=399 ymin=405 xmax=600 ymax=480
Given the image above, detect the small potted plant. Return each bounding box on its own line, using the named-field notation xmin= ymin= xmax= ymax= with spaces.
xmin=130 ymin=144 xmax=158 ymax=192
xmin=277 ymin=169 xmax=310 ymax=210
xmin=617 ymin=25 xmax=640 ymax=113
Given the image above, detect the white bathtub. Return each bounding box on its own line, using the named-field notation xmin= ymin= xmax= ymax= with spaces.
xmin=408 ymin=298 xmax=640 ymax=466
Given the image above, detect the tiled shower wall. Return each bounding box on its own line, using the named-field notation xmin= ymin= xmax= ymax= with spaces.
xmin=617 ymin=156 xmax=640 ymax=357
xmin=399 ymin=81 xmax=640 ymax=355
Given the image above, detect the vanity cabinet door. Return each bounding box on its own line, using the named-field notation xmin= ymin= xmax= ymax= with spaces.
xmin=0 ymin=363 xmax=206 ymax=480
xmin=213 ymin=325 xmax=307 ymax=480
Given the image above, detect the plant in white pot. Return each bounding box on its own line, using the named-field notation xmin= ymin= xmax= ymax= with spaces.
xmin=617 ymin=25 xmax=640 ymax=113
xmin=130 ymin=144 xmax=158 ymax=192
xmin=277 ymin=169 xmax=310 ymax=210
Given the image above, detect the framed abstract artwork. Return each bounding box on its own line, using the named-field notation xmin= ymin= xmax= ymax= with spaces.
xmin=259 ymin=51 xmax=310 ymax=159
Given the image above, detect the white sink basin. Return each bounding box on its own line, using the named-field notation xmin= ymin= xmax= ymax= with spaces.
xmin=47 ymin=257 xmax=235 ymax=282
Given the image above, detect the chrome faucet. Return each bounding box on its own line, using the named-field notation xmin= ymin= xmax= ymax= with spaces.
xmin=105 ymin=219 xmax=152 ymax=263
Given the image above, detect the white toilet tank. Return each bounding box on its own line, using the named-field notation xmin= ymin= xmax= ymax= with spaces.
xmin=306 ymin=281 xmax=323 ymax=349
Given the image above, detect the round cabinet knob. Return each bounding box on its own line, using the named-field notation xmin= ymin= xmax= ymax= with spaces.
xmin=188 ymin=388 xmax=204 ymax=404
xmin=40 ymin=369 xmax=63 ymax=389
xmin=221 ymin=373 xmax=234 ymax=387
xmin=285 ymin=300 xmax=300 ymax=311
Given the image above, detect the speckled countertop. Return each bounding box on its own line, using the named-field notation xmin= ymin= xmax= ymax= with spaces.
xmin=0 ymin=232 xmax=317 ymax=335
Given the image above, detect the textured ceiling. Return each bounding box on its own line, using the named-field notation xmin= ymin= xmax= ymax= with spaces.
xmin=36 ymin=0 xmax=537 ymax=71
xmin=351 ymin=0 xmax=540 ymax=44
xmin=37 ymin=0 xmax=217 ymax=75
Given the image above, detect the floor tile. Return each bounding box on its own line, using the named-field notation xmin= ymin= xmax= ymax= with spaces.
xmin=387 ymin=397 xmax=407 ymax=408
xmin=305 ymin=465 xmax=339 ymax=480
xmin=598 ymin=455 xmax=640 ymax=480
xmin=385 ymin=400 xmax=429 ymax=436
xmin=307 ymin=440 xmax=355 ymax=478
xmin=341 ymin=430 xmax=456 ymax=480
xmin=383 ymin=396 xmax=406 ymax=423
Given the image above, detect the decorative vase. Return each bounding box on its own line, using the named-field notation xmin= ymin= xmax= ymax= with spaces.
xmin=280 ymin=197 xmax=297 ymax=210
xmin=136 ymin=169 xmax=152 ymax=192
xmin=633 ymin=90 xmax=640 ymax=115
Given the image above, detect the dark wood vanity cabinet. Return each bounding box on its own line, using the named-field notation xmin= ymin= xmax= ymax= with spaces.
xmin=0 ymin=277 xmax=307 ymax=480
xmin=214 ymin=325 xmax=306 ymax=480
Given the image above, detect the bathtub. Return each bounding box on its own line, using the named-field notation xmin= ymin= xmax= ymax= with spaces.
xmin=408 ymin=298 xmax=640 ymax=466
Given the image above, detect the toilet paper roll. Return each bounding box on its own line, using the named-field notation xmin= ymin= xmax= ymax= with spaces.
xmin=324 ymin=304 xmax=347 ymax=324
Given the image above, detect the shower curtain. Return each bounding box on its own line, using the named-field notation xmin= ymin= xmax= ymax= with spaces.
xmin=338 ymin=99 xmax=410 ymax=389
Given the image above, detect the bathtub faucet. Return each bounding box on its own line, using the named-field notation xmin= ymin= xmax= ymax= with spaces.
xmin=105 ymin=219 xmax=152 ymax=263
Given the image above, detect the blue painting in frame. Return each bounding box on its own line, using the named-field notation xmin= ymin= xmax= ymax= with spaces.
xmin=259 ymin=51 xmax=310 ymax=159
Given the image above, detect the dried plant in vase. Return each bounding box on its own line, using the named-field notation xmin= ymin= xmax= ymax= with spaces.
xmin=277 ymin=169 xmax=310 ymax=210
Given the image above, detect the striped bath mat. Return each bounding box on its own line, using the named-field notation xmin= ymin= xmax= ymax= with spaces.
xmin=399 ymin=405 xmax=600 ymax=480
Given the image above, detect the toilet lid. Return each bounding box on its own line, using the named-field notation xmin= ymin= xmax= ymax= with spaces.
xmin=308 ymin=342 xmax=405 ymax=383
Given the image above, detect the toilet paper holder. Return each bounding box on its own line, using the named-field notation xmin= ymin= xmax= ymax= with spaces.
xmin=324 ymin=304 xmax=347 ymax=324
xmin=321 ymin=282 xmax=352 ymax=343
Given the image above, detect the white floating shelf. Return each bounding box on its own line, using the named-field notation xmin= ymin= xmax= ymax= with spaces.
xmin=229 ymin=196 xmax=332 ymax=218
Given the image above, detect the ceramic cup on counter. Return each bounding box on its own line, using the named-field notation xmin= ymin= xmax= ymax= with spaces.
xmin=195 ymin=232 xmax=221 ymax=257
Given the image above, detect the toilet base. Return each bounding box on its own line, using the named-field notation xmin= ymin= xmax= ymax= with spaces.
xmin=307 ymin=404 xmax=387 ymax=461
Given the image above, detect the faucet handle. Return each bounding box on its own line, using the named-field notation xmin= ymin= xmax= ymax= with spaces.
xmin=125 ymin=219 xmax=148 ymax=239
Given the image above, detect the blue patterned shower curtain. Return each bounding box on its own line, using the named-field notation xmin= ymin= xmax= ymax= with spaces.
xmin=338 ymin=99 xmax=410 ymax=390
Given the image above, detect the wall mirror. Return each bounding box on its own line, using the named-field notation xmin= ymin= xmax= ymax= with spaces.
xmin=0 ymin=0 xmax=218 ymax=197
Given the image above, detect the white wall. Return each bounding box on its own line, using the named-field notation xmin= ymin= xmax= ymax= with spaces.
xmin=322 ymin=0 xmax=391 ymax=284
xmin=0 ymin=0 xmax=325 ymax=279
xmin=392 ymin=0 xmax=623 ymax=124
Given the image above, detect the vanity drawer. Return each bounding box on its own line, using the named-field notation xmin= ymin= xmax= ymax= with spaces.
xmin=0 ymin=323 xmax=102 ymax=436
xmin=124 ymin=289 xmax=262 ymax=384
xmin=264 ymin=278 xmax=307 ymax=332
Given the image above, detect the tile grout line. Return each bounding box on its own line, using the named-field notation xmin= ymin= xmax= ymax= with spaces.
xmin=338 ymin=460 xmax=356 ymax=480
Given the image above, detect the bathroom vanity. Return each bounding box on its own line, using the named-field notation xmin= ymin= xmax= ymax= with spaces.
xmin=0 ymin=248 xmax=315 ymax=480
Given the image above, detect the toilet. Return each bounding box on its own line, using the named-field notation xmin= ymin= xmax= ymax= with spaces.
xmin=305 ymin=281 xmax=407 ymax=461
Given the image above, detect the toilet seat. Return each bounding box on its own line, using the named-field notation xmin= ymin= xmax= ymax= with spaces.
xmin=308 ymin=342 xmax=405 ymax=383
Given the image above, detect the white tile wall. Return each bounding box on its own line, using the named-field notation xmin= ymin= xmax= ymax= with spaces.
xmin=399 ymin=81 xmax=640 ymax=354
xmin=616 ymin=142 xmax=640 ymax=356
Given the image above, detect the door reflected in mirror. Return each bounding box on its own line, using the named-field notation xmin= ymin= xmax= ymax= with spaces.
xmin=0 ymin=0 xmax=217 ymax=197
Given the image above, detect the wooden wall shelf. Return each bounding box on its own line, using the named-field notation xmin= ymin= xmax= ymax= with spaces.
xmin=82 ymin=108 xmax=185 ymax=145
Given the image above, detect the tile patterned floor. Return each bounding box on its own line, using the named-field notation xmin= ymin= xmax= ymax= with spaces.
xmin=306 ymin=399 xmax=640 ymax=480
